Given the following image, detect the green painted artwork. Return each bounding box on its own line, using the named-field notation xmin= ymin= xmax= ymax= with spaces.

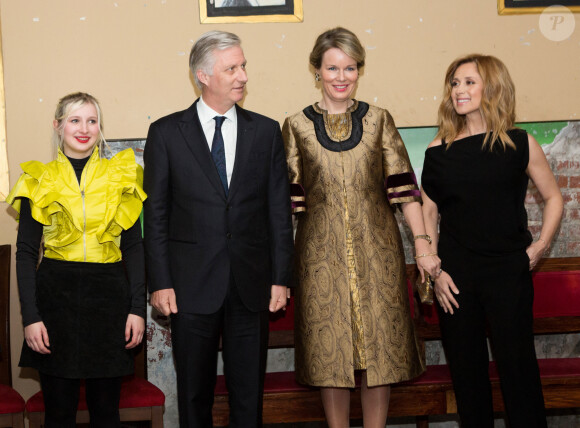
xmin=518 ymin=122 xmax=568 ymax=146
xmin=397 ymin=121 xmax=575 ymax=185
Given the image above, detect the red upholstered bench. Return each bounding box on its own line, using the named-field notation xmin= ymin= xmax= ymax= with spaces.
xmin=421 ymin=268 xmax=580 ymax=326
xmin=212 ymin=257 xmax=580 ymax=427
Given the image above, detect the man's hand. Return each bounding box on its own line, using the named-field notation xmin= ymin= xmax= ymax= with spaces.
xmin=269 ymin=285 xmax=289 ymax=312
xmin=151 ymin=289 xmax=178 ymax=316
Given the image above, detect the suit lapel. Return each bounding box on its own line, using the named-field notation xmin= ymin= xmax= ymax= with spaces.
xmin=228 ymin=105 xmax=256 ymax=198
xmin=178 ymin=99 xmax=226 ymax=198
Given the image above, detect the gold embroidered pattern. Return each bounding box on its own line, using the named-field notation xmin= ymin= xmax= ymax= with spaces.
xmin=282 ymin=103 xmax=425 ymax=388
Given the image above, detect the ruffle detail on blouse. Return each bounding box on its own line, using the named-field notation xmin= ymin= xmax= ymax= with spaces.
xmin=96 ymin=149 xmax=146 ymax=245
xmin=7 ymin=161 xmax=83 ymax=247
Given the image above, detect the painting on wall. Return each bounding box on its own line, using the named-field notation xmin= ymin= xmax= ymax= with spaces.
xmin=498 ymin=0 xmax=580 ymax=14
xmin=400 ymin=121 xmax=577 ymax=185
xmin=0 ymin=22 xmax=8 ymax=201
xmin=199 ymin=0 xmax=303 ymax=23
xmin=106 ymin=139 xmax=145 ymax=167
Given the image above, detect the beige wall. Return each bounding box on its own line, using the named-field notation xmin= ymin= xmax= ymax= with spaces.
xmin=1 ymin=0 xmax=578 ymax=398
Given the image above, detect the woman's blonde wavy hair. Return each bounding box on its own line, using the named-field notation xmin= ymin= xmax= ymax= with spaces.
xmin=436 ymin=54 xmax=516 ymax=150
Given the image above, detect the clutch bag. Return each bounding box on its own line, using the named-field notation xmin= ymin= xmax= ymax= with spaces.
xmin=416 ymin=274 xmax=433 ymax=305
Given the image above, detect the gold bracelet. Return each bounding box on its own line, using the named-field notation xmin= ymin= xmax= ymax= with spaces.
xmin=414 ymin=252 xmax=437 ymax=259
xmin=414 ymin=234 xmax=432 ymax=244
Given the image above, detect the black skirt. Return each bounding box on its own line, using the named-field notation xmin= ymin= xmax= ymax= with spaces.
xmin=19 ymin=258 xmax=134 ymax=379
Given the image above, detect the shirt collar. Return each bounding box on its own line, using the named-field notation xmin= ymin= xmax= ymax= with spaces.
xmin=198 ymin=97 xmax=236 ymax=125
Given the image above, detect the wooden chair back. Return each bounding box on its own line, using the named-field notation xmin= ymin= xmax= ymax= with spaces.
xmin=0 ymin=244 xmax=12 ymax=386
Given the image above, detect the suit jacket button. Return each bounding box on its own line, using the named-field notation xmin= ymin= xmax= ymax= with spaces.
xmin=226 ymin=233 xmax=232 ymax=239
xmin=226 ymin=205 xmax=231 ymax=211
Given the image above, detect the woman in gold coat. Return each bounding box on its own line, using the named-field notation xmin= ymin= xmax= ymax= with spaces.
xmin=282 ymin=28 xmax=441 ymax=427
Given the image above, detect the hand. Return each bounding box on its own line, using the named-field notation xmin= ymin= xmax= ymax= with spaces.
xmin=150 ymin=289 xmax=178 ymax=316
xmin=125 ymin=314 xmax=145 ymax=349
xmin=269 ymin=285 xmax=289 ymax=313
xmin=292 ymin=215 xmax=299 ymax=230
xmin=416 ymin=254 xmax=442 ymax=282
xmin=24 ymin=321 xmax=51 ymax=354
xmin=526 ymin=241 xmax=547 ymax=271
xmin=434 ymin=270 xmax=460 ymax=315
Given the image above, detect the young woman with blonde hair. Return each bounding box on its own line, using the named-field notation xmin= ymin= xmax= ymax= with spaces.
xmin=7 ymin=92 xmax=147 ymax=428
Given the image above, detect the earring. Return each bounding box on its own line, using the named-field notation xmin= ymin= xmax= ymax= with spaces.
xmin=315 ymin=73 xmax=320 ymax=82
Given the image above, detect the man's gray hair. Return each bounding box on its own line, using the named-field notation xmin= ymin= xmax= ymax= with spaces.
xmin=189 ymin=31 xmax=242 ymax=89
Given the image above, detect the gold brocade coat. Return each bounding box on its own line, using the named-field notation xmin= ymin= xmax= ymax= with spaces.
xmin=282 ymin=101 xmax=425 ymax=388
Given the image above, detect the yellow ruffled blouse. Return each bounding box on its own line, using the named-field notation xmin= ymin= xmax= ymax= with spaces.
xmin=6 ymin=148 xmax=146 ymax=263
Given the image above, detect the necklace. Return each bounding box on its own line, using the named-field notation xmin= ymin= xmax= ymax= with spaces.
xmin=326 ymin=114 xmax=350 ymax=141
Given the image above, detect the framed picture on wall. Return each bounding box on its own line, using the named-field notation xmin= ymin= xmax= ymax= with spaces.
xmin=498 ymin=0 xmax=580 ymax=14
xmin=199 ymin=0 xmax=303 ymax=23
xmin=0 ymin=22 xmax=8 ymax=200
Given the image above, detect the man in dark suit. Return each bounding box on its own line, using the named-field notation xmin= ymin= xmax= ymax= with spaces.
xmin=143 ymin=31 xmax=294 ymax=427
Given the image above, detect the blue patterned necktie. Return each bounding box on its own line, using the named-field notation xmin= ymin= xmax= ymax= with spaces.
xmin=211 ymin=116 xmax=228 ymax=194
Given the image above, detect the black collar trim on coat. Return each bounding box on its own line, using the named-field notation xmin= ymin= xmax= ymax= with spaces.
xmin=303 ymin=100 xmax=369 ymax=152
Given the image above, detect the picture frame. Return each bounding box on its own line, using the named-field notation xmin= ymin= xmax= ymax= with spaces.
xmin=200 ymin=0 xmax=303 ymax=24
xmin=0 ymin=21 xmax=8 ymax=201
xmin=498 ymin=0 xmax=580 ymax=15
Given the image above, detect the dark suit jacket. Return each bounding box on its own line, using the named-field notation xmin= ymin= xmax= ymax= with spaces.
xmin=143 ymin=100 xmax=294 ymax=314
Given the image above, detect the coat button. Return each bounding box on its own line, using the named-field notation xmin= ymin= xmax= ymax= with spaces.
xmin=227 ymin=233 xmax=232 ymax=239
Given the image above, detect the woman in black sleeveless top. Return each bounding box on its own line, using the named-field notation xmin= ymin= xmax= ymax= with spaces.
xmin=421 ymin=55 xmax=563 ymax=428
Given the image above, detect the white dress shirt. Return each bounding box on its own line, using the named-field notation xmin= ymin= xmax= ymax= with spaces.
xmin=197 ymin=97 xmax=237 ymax=187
